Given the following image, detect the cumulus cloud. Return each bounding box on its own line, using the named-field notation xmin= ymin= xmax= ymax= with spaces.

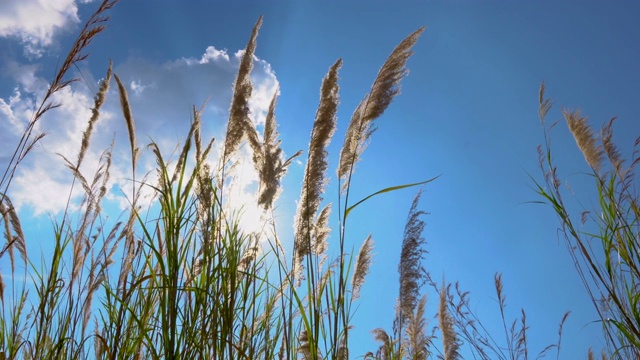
xmin=0 ymin=45 xmax=280 ymax=234
xmin=0 ymin=0 xmax=83 ymax=57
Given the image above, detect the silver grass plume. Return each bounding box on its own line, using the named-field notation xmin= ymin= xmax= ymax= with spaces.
xmin=0 ymin=194 xmax=26 ymax=273
xmin=372 ymin=328 xmax=392 ymax=360
xmin=313 ymin=203 xmax=331 ymax=256
xmin=351 ymin=234 xmax=373 ymax=300
xmin=538 ymin=82 xmax=552 ymax=123
xmin=338 ymin=27 xmax=424 ymax=193
xmin=397 ymin=189 xmax=428 ymax=330
xmin=169 ymin=117 xmax=200 ymax=185
xmin=564 ymin=109 xmax=603 ymax=173
xmin=114 ymin=74 xmax=139 ymax=173
xmin=298 ymin=329 xmax=323 ymax=360
xmin=0 ymin=0 xmax=118 ymax=201
xmin=537 ymin=85 xmax=561 ymax=190
xmin=439 ymin=283 xmax=461 ymax=360
xmin=71 ymin=146 xmax=112 ymax=284
xmin=293 ymin=59 xmax=342 ymax=282
xmin=336 ymin=337 xmax=348 ymax=360
xmin=192 ymin=103 xmax=215 ymax=165
xmin=601 ymin=117 xmax=624 ymax=175
xmin=77 ymin=60 xmax=112 ymax=168
xmin=222 ymin=16 xmax=263 ymax=165
xmin=405 ymin=294 xmax=430 ymax=360
xmin=253 ymin=90 xmax=302 ymax=209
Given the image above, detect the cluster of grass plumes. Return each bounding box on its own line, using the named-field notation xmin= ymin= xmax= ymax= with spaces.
xmin=0 ymin=3 xmax=445 ymax=358
xmin=432 ymin=274 xmax=571 ymax=360
xmin=535 ymin=82 xmax=640 ymax=359
xmin=0 ymin=2 xmax=603 ymax=359
xmin=364 ymin=194 xmax=568 ymax=360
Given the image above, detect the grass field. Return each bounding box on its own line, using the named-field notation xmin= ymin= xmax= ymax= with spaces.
xmin=0 ymin=1 xmax=637 ymax=359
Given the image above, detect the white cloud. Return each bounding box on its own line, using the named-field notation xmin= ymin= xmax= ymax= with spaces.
xmin=0 ymin=0 xmax=81 ymax=57
xmin=130 ymin=80 xmax=149 ymax=96
xmin=200 ymin=46 xmax=231 ymax=64
xmin=0 ymin=46 xmax=280 ymax=235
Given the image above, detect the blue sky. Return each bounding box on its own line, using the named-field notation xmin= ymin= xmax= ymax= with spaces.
xmin=1 ymin=0 xmax=640 ymax=358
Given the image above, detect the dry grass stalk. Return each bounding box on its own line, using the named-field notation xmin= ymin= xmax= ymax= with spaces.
xmin=538 ymin=82 xmax=552 ymax=123
xmin=405 ymin=294 xmax=430 ymax=360
xmin=49 ymin=0 xmax=119 ymax=95
xmin=0 ymin=194 xmax=26 ymax=273
xmin=114 ymin=74 xmax=139 ymax=173
xmin=70 ymin=146 xmax=113 ymax=284
xmin=117 ymin=209 xmax=138 ymax=295
xmin=0 ymin=0 xmax=119 ymax=219
xmin=439 ymin=283 xmax=461 ymax=360
xmin=351 ymin=234 xmax=373 ymax=300
xmin=169 ymin=119 xmax=200 ymax=185
xmin=298 ymin=329 xmax=323 ymax=360
xmin=82 ymin=272 xmax=105 ymax=336
xmin=536 ymin=84 xmax=562 ymax=191
xmin=397 ymin=189 xmax=428 ymax=329
xmin=223 ymin=16 xmax=263 ymax=165
xmin=564 ymin=109 xmax=603 ymax=173
xmin=372 ymin=328 xmax=392 ymax=360
xmin=78 ymin=61 xmax=113 ymax=168
xmin=293 ymin=59 xmax=342 ymax=280
xmin=338 ymin=27 xmax=424 ymax=193
xmin=254 ymin=90 xmax=302 ymax=209
xmin=313 ymin=203 xmax=331 ymax=256
xmin=601 ymin=117 xmax=624 ymax=175
xmin=336 ymin=337 xmax=348 ymax=360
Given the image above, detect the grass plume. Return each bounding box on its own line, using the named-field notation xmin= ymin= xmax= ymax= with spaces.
xmin=222 ymin=16 xmax=263 ymax=166
xmin=536 ymin=82 xmax=640 ymax=358
xmin=564 ymin=109 xmax=603 ymax=173
xmin=397 ymin=189 xmax=428 ymax=331
xmin=351 ymin=234 xmax=373 ymax=301
xmin=293 ymin=58 xmax=342 ymax=279
xmin=338 ymin=27 xmax=425 ymax=193
xmin=253 ymin=90 xmax=302 ymax=209
xmin=439 ymin=284 xmax=461 ymax=360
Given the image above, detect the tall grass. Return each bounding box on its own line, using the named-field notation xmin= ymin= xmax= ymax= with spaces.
xmin=535 ymin=82 xmax=640 ymax=359
xmin=0 ymin=2 xmax=432 ymax=357
xmin=0 ymin=2 xmax=609 ymax=359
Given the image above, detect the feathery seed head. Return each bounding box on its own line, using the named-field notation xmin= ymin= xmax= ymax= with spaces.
xmin=538 ymin=82 xmax=552 ymax=123
xmin=255 ymin=89 xmax=301 ymax=209
xmin=114 ymin=73 xmax=139 ymax=170
xmin=293 ymin=59 xmax=341 ymax=271
xmin=397 ymin=189 xmax=428 ymax=328
xmin=564 ymin=109 xmax=603 ymax=172
xmin=438 ymin=283 xmax=461 ymax=360
xmin=601 ymin=117 xmax=623 ymax=174
xmin=223 ymin=16 xmax=263 ymax=164
xmin=313 ymin=203 xmax=332 ymax=256
xmin=78 ymin=61 xmax=112 ymax=168
xmin=351 ymin=234 xmax=374 ymax=300
xmin=338 ymin=27 xmax=424 ymax=193
xmin=405 ymin=294 xmax=430 ymax=360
